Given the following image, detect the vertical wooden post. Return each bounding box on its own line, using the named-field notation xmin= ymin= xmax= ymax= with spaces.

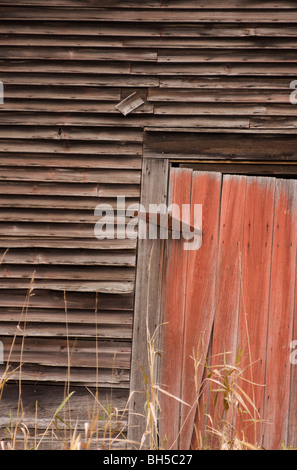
xmin=128 ymin=158 xmax=169 ymax=449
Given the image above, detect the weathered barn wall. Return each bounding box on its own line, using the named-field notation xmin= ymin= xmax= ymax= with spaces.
xmin=0 ymin=0 xmax=296 ymax=449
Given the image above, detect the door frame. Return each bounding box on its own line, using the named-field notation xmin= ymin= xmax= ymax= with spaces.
xmin=127 ymin=129 xmax=297 ymax=448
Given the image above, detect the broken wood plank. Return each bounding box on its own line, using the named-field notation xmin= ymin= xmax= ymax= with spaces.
xmin=115 ymin=92 xmax=145 ymax=116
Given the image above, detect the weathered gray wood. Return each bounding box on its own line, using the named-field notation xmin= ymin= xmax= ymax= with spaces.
xmin=0 ymin=307 xmax=133 ymax=325
xmin=0 ymin=181 xmax=140 ymax=198
xmin=2 ymin=1 xmax=297 ymax=8
xmin=0 ymin=248 xmax=136 ymax=266
xmin=0 ymin=364 xmax=130 ymax=388
xmin=0 ymin=195 xmax=138 ymax=210
xmin=0 ymin=167 xmax=140 ymax=184
xmin=0 ymin=265 xmax=135 ymax=281
xmin=0 ymin=126 xmax=143 ymax=141
xmin=1 ymin=7 xmax=297 ymax=22
xmin=0 ymin=237 xmax=137 ymax=250
xmin=2 ymin=337 xmax=131 ymax=369
xmin=128 ymin=158 xmax=169 ymax=449
xmin=0 ymin=289 xmax=134 ymax=310
xmin=0 ymin=72 xmax=159 ymax=87
xmin=0 ymin=279 xmax=134 ymax=294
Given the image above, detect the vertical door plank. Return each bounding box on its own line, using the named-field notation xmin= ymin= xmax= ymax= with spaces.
xmin=212 ymin=175 xmax=247 ymax=358
xmin=236 ymin=176 xmax=275 ymax=447
xmin=159 ymin=167 xmax=192 ymax=450
xmin=208 ymin=175 xmax=247 ymax=446
xmin=263 ymin=179 xmax=297 ymax=450
xmin=178 ymin=171 xmax=222 ymax=450
xmin=288 ymin=205 xmax=297 ymax=448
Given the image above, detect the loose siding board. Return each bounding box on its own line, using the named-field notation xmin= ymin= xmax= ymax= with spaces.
xmin=0 ymin=0 xmax=297 ymax=450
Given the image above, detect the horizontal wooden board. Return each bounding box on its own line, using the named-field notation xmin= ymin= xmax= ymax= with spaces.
xmin=0 ymin=126 xmax=143 ymax=142
xmin=3 ymin=22 xmax=297 ymax=38
xmin=0 ymin=115 xmax=250 ymax=129
xmin=0 ymin=168 xmax=140 ymax=183
xmin=0 ymin=35 xmax=125 ymax=47
xmin=0 ymin=222 xmax=129 ymax=238
xmin=0 ymin=249 xmax=135 ymax=266
xmin=250 ymin=117 xmax=297 ymax=129
xmin=0 ymin=289 xmax=134 ymax=310
xmin=3 ymin=1 xmax=297 ymax=8
xmin=180 ymin=162 xmax=297 ymax=176
xmin=0 ymin=60 xmax=131 ymax=74
xmin=0 ymin=195 xmax=138 ymax=210
xmin=0 ymin=279 xmax=135 ymax=293
xmin=149 ymin=89 xmax=292 ymax=103
xmin=0 ymin=208 xmax=139 ymax=224
xmin=0 ymin=307 xmax=132 ymax=325
xmin=0 ymin=265 xmax=135 ymax=281
xmin=126 ymin=37 xmax=297 ymax=49
xmin=0 ymin=72 xmax=159 ymax=87
xmin=157 ymin=49 xmax=297 ymax=63
xmin=2 ymin=337 xmax=131 ymax=369
xmin=144 ymin=131 xmax=297 ymax=160
xmin=2 ymin=86 xmax=122 ymax=100
xmin=1 ymin=112 xmax=296 ymax=130
xmin=4 ymin=112 xmax=297 ymax=130
xmin=0 ymin=140 xmax=143 ymax=155
xmin=131 ymin=63 xmax=297 ymax=76
xmin=0 ymin=21 xmax=164 ymax=37
xmin=0 ymin=46 xmax=157 ymax=61
xmin=98 ymin=184 xmax=140 ymax=198
xmin=0 ymin=237 xmax=137 ymax=250
xmin=145 ymin=127 xmax=297 ymax=135
xmin=2 ymin=37 xmax=297 ymax=49
xmin=0 ymin=155 xmax=142 ymax=170
xmin=0 ymin=182 xmax=140 ymax=197
xmin=0 ymin=322 xmax=133 ymax=340
xmin=2 ymin=61 xmax=297 ymax=77
xmin=0 ymin=364 xmax=130 ymax=387
xmin=1 ymin=8 xmax=297 ymax=22
xmin=159 ymin=77 xmax=297 ymax=90
xmin=154 ymin=103 xmax=296 ymax=117
xmin=0 ymin=100 xmax=153 ymax=114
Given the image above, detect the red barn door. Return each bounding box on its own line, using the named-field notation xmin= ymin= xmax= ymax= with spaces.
xmin=159 ymin=168 xmax=297 ymax=451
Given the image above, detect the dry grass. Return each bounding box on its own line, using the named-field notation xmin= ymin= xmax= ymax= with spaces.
xmin=0 ymin=315 xmax=265 ymax=451
xmin=191 ymin=348 xmax=263 ymax=450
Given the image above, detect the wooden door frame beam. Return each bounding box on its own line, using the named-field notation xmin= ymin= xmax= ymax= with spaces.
xmin=143 ymin=129 xmax=297 ymax=164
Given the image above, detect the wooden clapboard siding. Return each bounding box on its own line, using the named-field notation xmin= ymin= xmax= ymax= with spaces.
xmin=0 ymin=0 xmax=144 ymax=405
